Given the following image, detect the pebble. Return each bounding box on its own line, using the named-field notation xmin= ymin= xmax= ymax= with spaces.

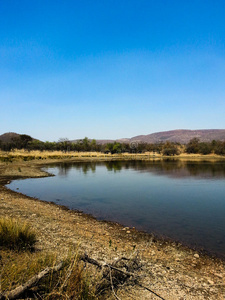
xmin=122 ymin=227 xmax=129 ymax=230
xmin=194 ymin=254 xmax=200 ymax=258
xmin=215 ymin=273 xmax=223 ymax=278
xmin=208 ymin=279 xmax=214 ymax=285
xmin=126 ymin=231 xmax=131 ymax=234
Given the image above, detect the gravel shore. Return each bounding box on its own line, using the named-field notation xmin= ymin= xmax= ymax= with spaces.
xmin=0 ymin=159 xmax=225 ymax=299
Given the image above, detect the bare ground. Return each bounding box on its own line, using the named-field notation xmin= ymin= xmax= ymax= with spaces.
xmin=0 ymin=159 xmax=225 ymax=299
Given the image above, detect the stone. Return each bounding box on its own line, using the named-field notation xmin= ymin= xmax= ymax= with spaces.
xmin=122 ymin=227 xmax=129 ymax=230
xmin=215 ymin=273 xmax=223 ymax=278
xmin=208 ymin=279 xmax=214 ymax=285
xmin=194 ymin=254 xmax=199 ymax=258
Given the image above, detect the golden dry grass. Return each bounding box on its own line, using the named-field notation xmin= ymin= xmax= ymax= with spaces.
xmin=0 ymin=149 xmax=109 ymax=158
xmin=0 ymin=217 xmax=37 ymax=251
xmin=0 ymin=249 xmax=98 ymax=299
xmin=0 ymin=218 xmax=98 ymax=299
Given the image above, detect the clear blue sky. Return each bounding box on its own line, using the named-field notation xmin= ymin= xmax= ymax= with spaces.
xmin=0 ymin=0 xmax=225 ymax=141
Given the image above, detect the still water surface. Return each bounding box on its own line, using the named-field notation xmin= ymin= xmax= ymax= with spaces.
xmin=7 ymin=160 xmax=225 ymax=258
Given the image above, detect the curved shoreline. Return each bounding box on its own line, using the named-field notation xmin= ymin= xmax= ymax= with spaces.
xmin=1 ymin=157 xmax=225 ymax=299
xmin=4 ymin=157 xmax=225 ymax=260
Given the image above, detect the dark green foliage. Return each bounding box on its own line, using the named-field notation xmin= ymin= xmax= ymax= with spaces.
xmin=198 ymin=142 xmax=212 ymax=155
xmin=214 ymin=141 xmax=225 ymax=155
xmin=162 ymin=142 xmax=180 ymax=156
xmin=185 ymin=138 xmax=200 ymax=154
xmin=185 ymin=139 xmax=225 ymax=155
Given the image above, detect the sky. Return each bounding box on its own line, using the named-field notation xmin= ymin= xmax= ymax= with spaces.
xmin=0 ymin=0 xmax=225 ymax=141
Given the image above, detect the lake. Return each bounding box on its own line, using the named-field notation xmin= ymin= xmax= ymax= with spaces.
xmin=7 ymin=160 xmax=225 ymax=258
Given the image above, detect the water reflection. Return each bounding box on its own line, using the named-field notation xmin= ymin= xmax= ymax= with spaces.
xmin=9 ymin=160 xmax=225 ymax=258
xmin=52 ymin=160 xmax=225 ymax=180
xmin=55 ymin=162 xmax=97 ymax=176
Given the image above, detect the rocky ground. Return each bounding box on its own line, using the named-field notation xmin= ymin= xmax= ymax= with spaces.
xmin=0 ymin=159 xmax=225 ymax=299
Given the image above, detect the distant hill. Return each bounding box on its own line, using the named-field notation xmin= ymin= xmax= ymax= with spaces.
xmin=71 ymin=130 xmax=225 ymax=144
xmin=129 ymin=129 xmax=225 ymax=144
xmin=96 ymin=129 xmax=225 ymax=144
xmin=1 ymin=129 xmax=225 ymax=145
xmin=0 ymin=132 xmax=38 ymax=143
xmin=0 ymin=132 xmax=21 ymax=143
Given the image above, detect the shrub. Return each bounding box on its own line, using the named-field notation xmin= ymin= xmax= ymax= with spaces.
xmin=0 ymin=217 xmax=37 ymax=251
xmin=198 ymin=142 xmax=212 ymax=155
xmin=162 ymin=147 xmax=179 ymax=156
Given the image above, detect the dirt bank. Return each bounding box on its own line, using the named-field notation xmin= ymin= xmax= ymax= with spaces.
xmin=0 ymin=158 xmax=225 ymax=299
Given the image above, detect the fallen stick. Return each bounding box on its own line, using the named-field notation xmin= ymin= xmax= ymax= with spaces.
xmin=0 ymin=262 xmax=63 ymax=300
xmin=138 ymin=284 xmax=166 ymax=300
xmin=80 ymin=253 xmax=166 ymax=300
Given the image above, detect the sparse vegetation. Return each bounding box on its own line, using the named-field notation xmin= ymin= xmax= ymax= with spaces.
xmin=0 ymin=217 xmax=36 ymax=251
xmin=0 ymin=250 xmax=98 ymax=299
xmin=0 ymin=218 xmax=98 ymax=299
xmin=1 ymin=132 xmax=225 ymax=156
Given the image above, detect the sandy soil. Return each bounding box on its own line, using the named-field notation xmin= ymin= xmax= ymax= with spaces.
xmin=0 ymin=159 xmax=225 ymax=299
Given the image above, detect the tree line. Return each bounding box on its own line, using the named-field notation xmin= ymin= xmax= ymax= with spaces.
xmin=0 ymin=134 xmax=225 ymax=156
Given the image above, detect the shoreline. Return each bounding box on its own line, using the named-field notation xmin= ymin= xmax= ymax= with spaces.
xmin=2 ymin=156 xmax=225 ymax=260
xmin=1 ymin=156 xmax=225 ymax=259
xmin=1 ymin=156 xmax=225 ymax=299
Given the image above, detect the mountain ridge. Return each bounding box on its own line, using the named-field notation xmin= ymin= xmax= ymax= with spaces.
xmin=1 ymin=129 xmax=225 ymax=144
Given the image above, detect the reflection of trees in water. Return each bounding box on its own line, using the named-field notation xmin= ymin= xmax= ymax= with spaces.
xmin=48 ymin=160 xmax=225 ymax=179
xmin=105 ymin=161 xmax=122 ymax=172
xmin=185 ymin=161 xmax=225 ymax=178
xmin=49 ymin=162 xmax=97 ymax=176
xmin=135 ymin=160 xmax=225 ymax=179
xmin=80 ymin=163 xmax=96 ymax=174
xmin=51 ymin=162 xmax=74 ymax=176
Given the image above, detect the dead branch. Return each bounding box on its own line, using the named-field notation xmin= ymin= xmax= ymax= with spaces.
xmin=108 ymin=266 xmax=121 ymax=300
xmin=138 ymin=284 xmax=166 ymax=300
xmin=80 ymin=253 xmax=165 ymax=300
xmin=0 ymin=262 xmax=63 ymax=300
xmin=80 ymin=253 xmax=102 ymax=269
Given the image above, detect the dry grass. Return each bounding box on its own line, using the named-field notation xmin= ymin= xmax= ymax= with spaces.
xmin=0 ymin=149 xmax=111 ymax=159
xmin=1 ymin=149 xmax=224 ymax=161
xmin=0 ymin=149 xmax=164 ymax=162
xmin=0 ymin=217 xmax=37 ymax=251
xmin=0 ymin=217 xmax=98 ymax=300
xmin=0 ymin=250 xmax=98 ymax=299
xmin=44 ymin=252 xmax=98 ymax=300
xmin=0 ymin=250 xmax=55 ymax=292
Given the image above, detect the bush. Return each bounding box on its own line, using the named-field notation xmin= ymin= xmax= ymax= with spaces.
xmin=198 ymin=142 xmax=212 ymax=155
xmin=0 ymin=217 xmax=37 ymax=251
xmin=162 ymin=147 xmax=179 ymax=156
xmin=214 ymin=141 xmax=225 ymax=155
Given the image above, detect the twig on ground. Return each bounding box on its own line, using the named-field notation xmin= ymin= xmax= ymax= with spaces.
xmin=0 ymin=262 xmax=63 ymax=300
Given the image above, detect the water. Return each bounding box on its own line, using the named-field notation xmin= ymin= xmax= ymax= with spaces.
xmin=7 ymin=160 xmax=225 ymax=258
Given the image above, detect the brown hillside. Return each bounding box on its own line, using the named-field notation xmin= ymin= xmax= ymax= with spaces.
xmin=0 ymin=132 xmax=21 ymax=143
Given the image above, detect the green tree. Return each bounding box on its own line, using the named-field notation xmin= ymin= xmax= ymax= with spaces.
xmin=162 ymin=142 xmax=180 ymax=156
xmin=185 ymin=138 xmax=200 ymax=154
xmin=198 ymin=142 xmax=212 ymax=155
xmin=90 ymin=139 xmax=97 ymax=151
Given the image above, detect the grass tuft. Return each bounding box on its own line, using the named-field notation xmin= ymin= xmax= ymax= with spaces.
xmin=0 ymin=217 xmax=37 ymax=251
xmin=0 ymin=250 xmax=98 ymax=299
